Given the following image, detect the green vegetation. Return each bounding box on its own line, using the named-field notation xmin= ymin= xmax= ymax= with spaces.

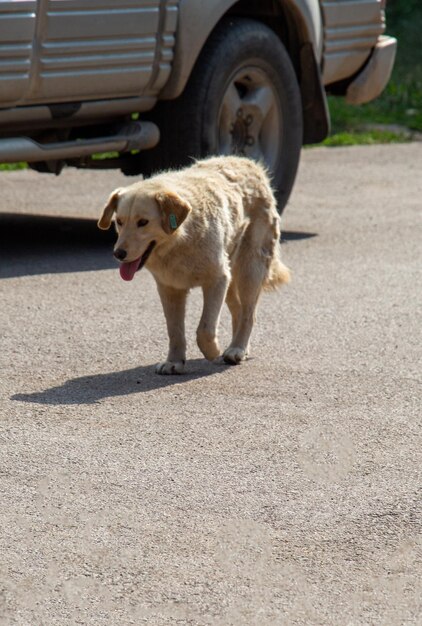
xmin=322 ymin=129 xmax=410 ymax=147
xmin=323 ymin=0 xmax=422 ymax=146
xmin=0 ymin=162 xmax=27 ymax=170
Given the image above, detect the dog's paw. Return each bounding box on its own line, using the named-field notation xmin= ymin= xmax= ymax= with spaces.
xmin=155 ymin=360 xmax=185 ymax=375
xmin=222 ymin=347 xmax=247 ymax=365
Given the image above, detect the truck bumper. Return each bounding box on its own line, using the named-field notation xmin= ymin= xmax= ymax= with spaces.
xmin=346 ymin=36 xmax=397 ymax=105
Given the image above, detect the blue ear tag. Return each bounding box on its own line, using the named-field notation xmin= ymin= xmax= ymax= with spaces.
xmin=169 ymin=213 xmax=178 ymax=230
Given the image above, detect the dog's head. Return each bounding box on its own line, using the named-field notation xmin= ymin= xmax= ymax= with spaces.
xmin=98 ymin=185 xmax=191 ymax=281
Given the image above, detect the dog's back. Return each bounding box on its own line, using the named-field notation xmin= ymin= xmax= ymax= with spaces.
xmin=192 ymin=155 xmax=275 ymax=217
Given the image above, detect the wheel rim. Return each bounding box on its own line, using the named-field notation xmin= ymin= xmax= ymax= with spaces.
xmin=217 ymin=66 xmax=282 ymax=170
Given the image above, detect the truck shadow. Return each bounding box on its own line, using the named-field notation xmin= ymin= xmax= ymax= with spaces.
xmin=12 ymin=359 xmax=230 ymax=405
xmin=0 ymin=212 xmax=317 ymax=279
xmin=0 ymin=213 xmax=116 ymax=279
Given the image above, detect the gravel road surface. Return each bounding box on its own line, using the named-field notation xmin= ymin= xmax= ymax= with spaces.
xmin=1 ymin=144 xmax=421 ymax=625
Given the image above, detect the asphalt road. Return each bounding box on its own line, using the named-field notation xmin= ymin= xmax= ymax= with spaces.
xmin=1 ymin=144 xmax=421 ymax=625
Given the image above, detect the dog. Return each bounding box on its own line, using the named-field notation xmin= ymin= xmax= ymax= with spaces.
xmin=98 ymin=156 xmax=290 ymax=374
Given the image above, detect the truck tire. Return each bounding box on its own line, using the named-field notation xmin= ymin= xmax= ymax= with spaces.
xmin=133 ymin=18 xmax=303 ymax=213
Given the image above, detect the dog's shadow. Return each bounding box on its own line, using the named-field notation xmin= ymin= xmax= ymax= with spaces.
xmin=12 ymin=359 xmax=230 ymax=406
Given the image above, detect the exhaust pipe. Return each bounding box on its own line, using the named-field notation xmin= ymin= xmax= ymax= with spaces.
xmin=0 ymin=121 xmax=159 ymax=163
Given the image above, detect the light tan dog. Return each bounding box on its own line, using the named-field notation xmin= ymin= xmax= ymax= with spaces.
xmin=98 ymin=156 xmax=290 ymax=374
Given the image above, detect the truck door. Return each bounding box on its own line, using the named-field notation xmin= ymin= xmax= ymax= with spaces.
xmin=0 ymin=0 xmax=176 ymax=107
xmin=31 ymin=0 xmax=164 ymax=103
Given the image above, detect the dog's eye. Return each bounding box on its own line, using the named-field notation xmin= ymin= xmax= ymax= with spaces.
xmin=116 ymin=218 xmax=122 ymax=226
xmin=137 ymin=219 xmax=149 ymax=227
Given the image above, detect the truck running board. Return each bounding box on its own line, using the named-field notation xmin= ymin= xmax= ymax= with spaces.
xmin=0 ymin=121 xmax=159 ymax=163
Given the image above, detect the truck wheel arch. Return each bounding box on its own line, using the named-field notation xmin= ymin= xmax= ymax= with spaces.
xmin=161 ymin=0 xmax=324 ymax=101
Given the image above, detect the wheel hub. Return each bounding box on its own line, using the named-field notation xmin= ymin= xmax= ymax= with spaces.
xmin=218 ymin=67 xmax=281 ymax=169
xmin=230 ymin=108 xmax=254 ymax=154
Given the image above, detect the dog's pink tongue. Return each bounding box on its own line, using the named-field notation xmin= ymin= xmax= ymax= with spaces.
xmin=119 ymin=257 xmax=141 ymax=281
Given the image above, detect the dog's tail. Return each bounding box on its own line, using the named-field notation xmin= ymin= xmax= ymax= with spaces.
xmin=263 ymin=250 xmax=291 ymax=291
xmin=262 ymin=217 xmax=291 ymax=291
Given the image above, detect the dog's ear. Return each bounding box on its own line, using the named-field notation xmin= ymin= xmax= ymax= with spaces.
xmin=155 ymin=191 xmax=192 ymax=234
xmin=98 ymin=189 xmax=122 ymax=230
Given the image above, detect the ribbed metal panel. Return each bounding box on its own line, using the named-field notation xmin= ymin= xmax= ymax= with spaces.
xmin=153 ymin=0 xmax=178 ymax=91
xmin=321 ymin=0 xmax=385 ymax=84
xmin=0 ymin=0 xmax=179 ymax=107
xmin=0 ymin=2 xmax=36 ymax=105
xmin=35 ymin=0 xmax=161 ymax=100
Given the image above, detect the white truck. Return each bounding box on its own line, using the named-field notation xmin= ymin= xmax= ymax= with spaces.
xmin=0 ymin=0 xmax=396 ymax=209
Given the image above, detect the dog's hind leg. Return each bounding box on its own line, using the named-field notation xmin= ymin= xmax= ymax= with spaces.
xmin=222 ymin=220 xmax=272 ymax=365
xmin=155 ymin=282 xmax=188 ymax=375
xmin=223 ymin=265 xmax=265 ymax=364
xmin=197 ymin=273 xmax=230 ymax=361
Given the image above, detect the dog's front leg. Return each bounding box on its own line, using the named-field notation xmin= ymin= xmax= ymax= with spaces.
xmin=155 ymin=282 xmax=188 ymax=375
xmin=197 ymin=273 xmax=230 ymax=361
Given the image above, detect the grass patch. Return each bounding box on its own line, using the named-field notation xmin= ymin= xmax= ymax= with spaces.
xmin=91 ymin=152 xmax=119 ymax=160
xmin=0 ymin=162 xmax=28 ymax=171
xmin=321 ymin=130 xmax=410 ymax=147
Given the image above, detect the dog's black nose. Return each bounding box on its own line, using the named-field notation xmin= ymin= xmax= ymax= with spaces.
xmin=114 ymin=248 xmax=127 ymax=261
